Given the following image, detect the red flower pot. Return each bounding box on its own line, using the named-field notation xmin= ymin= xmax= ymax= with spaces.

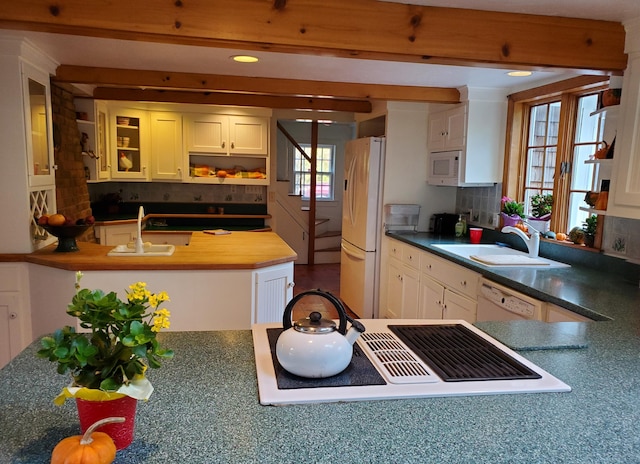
xmin=76 ymin=395 xmax=137 ymax=450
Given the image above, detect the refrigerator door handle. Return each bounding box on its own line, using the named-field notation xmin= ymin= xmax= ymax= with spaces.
xmin=341 ymin=241 xmax=366 ymax=260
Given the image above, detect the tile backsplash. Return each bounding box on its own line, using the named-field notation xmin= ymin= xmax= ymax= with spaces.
xmin=455 ymin=184 xmax=503 ymax=228
xmin=88 ymin=182 xmax=267 ymax=205
xmin=455 ymin=183 xmax=640 ymax=263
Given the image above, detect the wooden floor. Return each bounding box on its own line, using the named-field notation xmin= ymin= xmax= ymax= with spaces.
xmin=292 ymin=263 xmax=359 ymax=320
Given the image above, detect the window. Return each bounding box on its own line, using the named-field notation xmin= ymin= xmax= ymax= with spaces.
xmin=523 ymin=101 xmax=559 ymax=214
xmin=505 ymin=76 xmax=609 ymax=235
xmin=293 ymin=144 xmax=336 ymax=200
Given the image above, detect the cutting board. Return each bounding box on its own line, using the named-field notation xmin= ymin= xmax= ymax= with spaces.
xmin=470 ymin=254 xmax=549 ymax=266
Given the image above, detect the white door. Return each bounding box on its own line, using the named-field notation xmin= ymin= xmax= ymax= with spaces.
xmin=342 ymin=138 xmax=382 ymax=252
xmin=254 ymin=263 xmax=294 ymax=324
xmin=340 ymin=240 xmax=376 ymax=318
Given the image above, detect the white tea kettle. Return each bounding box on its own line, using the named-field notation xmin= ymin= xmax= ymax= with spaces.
xmin=275 ymin=290 xmax=366 ymax=379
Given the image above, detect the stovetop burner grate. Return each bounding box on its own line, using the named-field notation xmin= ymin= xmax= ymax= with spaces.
xmin=388 ymin=324 xmax=542 ymax=382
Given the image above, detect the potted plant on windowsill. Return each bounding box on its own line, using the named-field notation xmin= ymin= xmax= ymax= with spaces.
xmin=582 ymin=214 xmax=598 ymax=248
xmin=37 ymin=272 xmax=174 ymax=450
xmin=500 ymin=196 xmax=525 ymax=227
xmin=527 ymin=193 xmax=553 ymax=233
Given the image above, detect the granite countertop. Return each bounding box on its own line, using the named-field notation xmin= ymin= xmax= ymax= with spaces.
xmin=3 ymin=322 xmax=640 ymax=464
xmin=387 ymin=231 xmax=640 ymax=322
xmin=1 ymin=232 xmax=639 ymax=462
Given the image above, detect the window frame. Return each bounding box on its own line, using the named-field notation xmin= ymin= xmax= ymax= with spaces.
xmin=503 ymin=76 xmax=609 ymax=235
xmin=293 ymin=143 xmax=336 ymax=201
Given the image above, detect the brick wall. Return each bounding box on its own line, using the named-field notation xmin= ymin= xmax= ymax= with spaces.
xmin=51 ymin=82 xmax=95 ymax=242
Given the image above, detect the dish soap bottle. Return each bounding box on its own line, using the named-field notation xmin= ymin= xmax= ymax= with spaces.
xmin=455 ymin=215 xmax=465 ymax=238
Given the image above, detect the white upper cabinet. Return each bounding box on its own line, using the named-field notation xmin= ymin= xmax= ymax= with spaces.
xmin=22 ymin=61 xmax=55 ymax=188
xmin=185 ymin=114 xmax=268 ymax=156
xmin=185 ymin=114 xmax=228 ymax=154
xmin=228 ymin=116 xmax=269 ymax=155
xmin=608 ymin=21 xmax=640 ymax=219
xmin=427 ymin=105 xmax=466 ymax=152
xmin=427 ymin=88 xmax=507 ymax=187
xmin=150 ymin=112 xmax=183 ymax=181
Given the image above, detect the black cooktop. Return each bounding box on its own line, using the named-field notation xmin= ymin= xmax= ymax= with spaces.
xmin=266 ymin=328 xmax=386 ymax=390
xmin=388 ymin=324 xmax=542 ymax=382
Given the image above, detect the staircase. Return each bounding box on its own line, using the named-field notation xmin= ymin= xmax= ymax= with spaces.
xmin=313 ymin=217 xmax=341 ymax=264
xmin=273 ymin=181 xmax=341 ymax=264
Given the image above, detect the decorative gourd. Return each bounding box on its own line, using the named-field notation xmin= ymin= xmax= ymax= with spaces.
xmin=51 ymin=417 xmax=125 ymax=464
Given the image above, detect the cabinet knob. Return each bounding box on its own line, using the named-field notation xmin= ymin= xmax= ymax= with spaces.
xmin=461 ymin=280 xmax=467 ymax=286
xmin=9 ymin=312 xmax=17 ymax=320
xmin=222 ymin=141 xmax=226 ymax=148
xmin=231 ymin=142 xmax=235 ymax=149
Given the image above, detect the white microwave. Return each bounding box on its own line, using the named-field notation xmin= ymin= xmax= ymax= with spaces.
xmin=427 ymin=151 xmax=461 ymax=186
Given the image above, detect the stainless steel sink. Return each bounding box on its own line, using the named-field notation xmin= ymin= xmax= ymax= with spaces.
xmin=107 ymin=244 xmax=175 ymax=256
xmin=432 ymin=244 xmax=570 ymax=268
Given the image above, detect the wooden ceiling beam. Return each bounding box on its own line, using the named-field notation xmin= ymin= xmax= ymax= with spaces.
xmin=92 ymin=87 xmax=373 ymax=113
xmin=0 ymin=0 xmax=626 ymax=72
xmin=55 ymin=65 xmax=461 ymax=103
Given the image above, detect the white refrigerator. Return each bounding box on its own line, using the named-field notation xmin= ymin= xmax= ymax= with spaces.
xmin=340 ymin=137 xmax=385 ymax=318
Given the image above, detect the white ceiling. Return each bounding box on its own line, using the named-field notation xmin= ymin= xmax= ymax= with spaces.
xmin=8 ymin=0 xmax=640 ymax=94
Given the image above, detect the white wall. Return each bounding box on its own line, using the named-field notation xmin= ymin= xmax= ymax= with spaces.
xmin=382 ymin=101 xmax=456 ymax=231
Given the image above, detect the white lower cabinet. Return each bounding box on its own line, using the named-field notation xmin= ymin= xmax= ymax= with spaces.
xmin=419 ymin=275 xmax=477 ymax=322
xmin=383 ymin=237 xmax=479 ymax=322
xmin=419 ymin=275 xmax=445 ymax=319
xmin=384 ymin=239 xmax=421 ymax=319
xmin=545 ymin=302 xmax=592 ymax=322
xmin=253 ymin=263 xmax=295 ymax=324
xmin=442 ymin=288 xmax=476 ymax=322
xmin=94 ymin=223 xmax=138 ymax=246
xmin=0 ymin=263 xmax=31 ymax=369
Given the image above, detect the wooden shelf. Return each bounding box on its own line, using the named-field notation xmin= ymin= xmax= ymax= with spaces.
xmin=585 ymin=158 xmax=613 ymax=165
xmin=579 ymin=206 xmax=607 ymax=215
xmin=590 ymin=104 xmax=619 ymax=117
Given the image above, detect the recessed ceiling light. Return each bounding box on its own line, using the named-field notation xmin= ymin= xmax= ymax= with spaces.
xmin=231 ymin=55 xmax=259 ymax=63
xmin=507 ymin=71 xmax=533 ymax=77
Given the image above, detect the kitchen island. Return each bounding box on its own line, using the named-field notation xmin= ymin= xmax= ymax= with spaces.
xmin=2 ymin=308 xmax=640 ymax=464
xmin=20 ymin=231 xmax=296 ymax=335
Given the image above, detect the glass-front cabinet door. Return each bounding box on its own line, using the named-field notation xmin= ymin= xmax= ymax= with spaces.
xmin=110 ymin=108 xmax=149 ymax=180
xmin=22 ymin=62 xmax=55 ymax=187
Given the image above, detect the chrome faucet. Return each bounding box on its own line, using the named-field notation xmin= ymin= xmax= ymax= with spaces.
xmin=501 ymin=223 xmax=540 ymax=258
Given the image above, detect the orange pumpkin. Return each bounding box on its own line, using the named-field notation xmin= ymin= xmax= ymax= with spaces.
xmin=51 ymin=417 xmax=124 ymax=464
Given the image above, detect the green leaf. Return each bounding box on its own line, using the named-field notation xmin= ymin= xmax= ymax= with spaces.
xmin=53 ymin=347 xmax=69 ymax=359
xmin=40 ymin=336 xmax=56 ymax=349
xmin=129 ymin=321 xmax=144 ymax=336
xmin=100 ymin=377 xmax=121 ymax=392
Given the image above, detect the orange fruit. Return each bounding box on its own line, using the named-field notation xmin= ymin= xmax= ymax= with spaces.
xmin=48 ymin=214 xmax=66 ymax=226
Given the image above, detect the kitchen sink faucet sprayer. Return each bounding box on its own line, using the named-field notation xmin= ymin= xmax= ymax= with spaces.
xmin=501 ymin=221 xmax=540 ymax=258
xmin=135 ymin=205 xmax=144 ymax=254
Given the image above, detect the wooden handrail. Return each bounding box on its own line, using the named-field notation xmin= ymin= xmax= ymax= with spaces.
xmin=277 ymin=121 xmax=311 ymax=163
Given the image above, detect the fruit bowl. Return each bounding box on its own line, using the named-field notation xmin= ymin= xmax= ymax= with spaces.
xmin=42 ymin=225 xmax=91 ymax=252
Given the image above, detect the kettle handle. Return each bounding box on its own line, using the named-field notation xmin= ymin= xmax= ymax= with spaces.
xmin=282 ymin=289 xmax=348 ymax=335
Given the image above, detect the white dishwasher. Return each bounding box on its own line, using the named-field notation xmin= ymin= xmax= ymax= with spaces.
xmin=476 ymin=278 xmax=544 ymax=321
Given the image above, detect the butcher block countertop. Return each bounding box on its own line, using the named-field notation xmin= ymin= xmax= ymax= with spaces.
xmin=22 ymin=231 xmax=297 ymax=271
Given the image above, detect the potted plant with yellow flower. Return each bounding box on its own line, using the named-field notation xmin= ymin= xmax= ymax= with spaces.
xmin=37 ymin=271 xmax=174 ymax=450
